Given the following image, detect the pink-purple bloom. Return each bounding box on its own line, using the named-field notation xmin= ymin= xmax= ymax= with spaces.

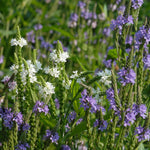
xmin=33 ymin=101 xmax=49 ymax=115
xmin=118 ymin=68 xmax=136 ymax=86
xmin=132 ymin=0 xmax=143 ymax=9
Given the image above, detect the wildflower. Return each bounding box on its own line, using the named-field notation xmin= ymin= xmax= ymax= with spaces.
xmin=0 ymin=55 xmax=4 ymax=64
xmin=15 ymin=142 xmax=30 ymax=150
xmin=61 ymin=145 xmax=71 ymax=150
xmin=11 ymin=38 xmax=27 ymax=47
xmin=44 ymin=130 xmax=59 ymax=144
xmin=70 ymin=70 xmax=78 ymax=79
xmin=33 ymin=101 xmax=49 ymax=115
xmin=26 ymin=30 xmax=35 ymax=43
xmin=97 ymin=68 xmax=112 ymax=86
xmin=94 ymin=119 xmax=108 ymax=131
xmin=118 ymin=68 xmax=136 ymax=86
xmin=34 ymin=24 xmax=43 ymax=30
xmin=1 ymin=76 xmax=10 ymax=83
xmin=80 ymin=89 xmax=100 ymax=113
xmin=68 ymin=111 xmax=76 ymax=123
xmin=132 ymin=0 xmax=143 ymax=9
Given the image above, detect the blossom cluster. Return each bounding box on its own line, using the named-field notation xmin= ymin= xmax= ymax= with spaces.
xmin=124 ymin=104 xmax=147 ymax=127
xmin=0 ymin=108 xmax=29 ymax=130
xmin=15 ymin=142 xmax=30 ymax=150
xmin=43 ymin=130 xmax=59 ymax=144
xmin=39 ymin=82 xmax=55 ymax=98
xmin=33 ymin=101 xmax=49 ymax=115
xmin=49 ymin=49 xmax=69 ymax=63
xmin=135 ymin=126 xmax=150 ymax=141
xmin=94 ymin=119 xmax=108 ymax=131
xmin=97 ymin=68 xmax=112 ymax=86
xmin=79 ymin=89 xmax=101 ymax=113
xmin=110 ymin=15 xmax=133 ymax=34
xmin=117 ymin=68 xmax=136 ymax=86
xmin=11 ymin=38 xmax=27 ymax=48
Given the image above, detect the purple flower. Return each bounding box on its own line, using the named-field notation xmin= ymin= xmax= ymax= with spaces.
xmin=61 ymin=145 xmax=71 ymax=150
xmin=34 ymin=24 xmax=43 ymax=30
xmin=13 ymin=112 xmax=23 ymax=125
xmin=132 ymin=0 xmax=143 ymax=9
xmin=106 ymin=88 xmax=120 ymax=115
xmin=118 ymin=5 xmax=126 ymax=14
xmin=126 ymin=35 xmax=133 ymax=45
xmin=54 ymin=98 xmax=60 ymax=109
xmin=78 ymin=1 xmax=86 ymax=9
xmin=116 ymin=0 xmax=121 ymax=5
xmin=22 ymin=123 xmax=30 ymax=131
xmin=0 ymin=55 xmax=4 ymax=64
xmin=139 ymin=104 xmax=147 ymax=119
xmin=44 ymin=130 xmax=59 ymax=144
xmin=143 ymin=54 xmax=150 ymax=69
xmin=68 ymin=111 xmax=76 ymax=123
xmin=80 ymin=89 xmax=100 ymax=113
xmin=50 ymin=132 xmax=59 ymax=144
xmin=135 ymin=26 xmax=150 ymax=50
xmin=110 ymin=15 xmax=134 ymax=34
xmin=103 ymin=59 xmax=112 ymax=68
xmin=118 ymin=68 xmax=136 ymax=86
xmin=76 ymin=118 xmax=83 ymax=125
xmin=70 ymin=13 xmax=78 ymax=22
xmin=124 ymin=107 xmax=137 ymax=127
xmin=127 ymin=16 xmax=134 ymax=24
xmin=33 ymin=101 xmax=49 ymax=115
xmin=94 ymin=119 xmax=108 ymax=131
xmin=26 ymin=31 xmax=35 ymax=43
xmin=15 ymin=142 xmax=30 ymax=150
xmin=135 ymin=126 xmax=150 ymax=142
xmin=103 ymin=28 xmax=111 ymax=37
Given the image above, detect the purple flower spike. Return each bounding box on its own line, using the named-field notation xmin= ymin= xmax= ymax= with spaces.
xmin=33 ymin=101 xmax=49 ymax=115
xmin=132 ymin=0 xmax=143 ymax=9
xmin=80 ymin=89 xmax=100 ymax=113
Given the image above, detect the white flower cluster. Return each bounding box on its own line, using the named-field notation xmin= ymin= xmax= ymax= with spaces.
xmin=39 ymin=82 xmax=55 ymax=97
xmin=10 ymin=60 xmax=42 ymax=85
xmin=70 ymin=71 xmax=78 ymax=79
xmin=26 ymin=60 xmax=37 ymax=83
xmin=70 ymin=70 xmax=86 ymax=84
xmin=92 ymin=87 xmax=101 ymax=102
xmin=62 ymin=79 xmax=72 ymax=90
xmin=50 ymin=50 xmax=69 ymax=63
xmin=11 ymin=38 xmax=27 ymax=47
xmin=97 ymin=69 xmax=112 ymax=86
xmin=44 ymin=66 xmax=60 ymax=78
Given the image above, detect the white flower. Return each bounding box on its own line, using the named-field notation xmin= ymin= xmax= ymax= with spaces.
xmin=18 ymin=38 xmax=27 ymax=47
xmin=44 ymin=82 xmax=55 ymax=95
xmin=49 ymin=50 xmax=58 ymax=62
xmin=39 ymin=82 xmax=55 ymax=97
xmin=49 ymin=67 xmax=60 ymax=78
xmin=10 ymin=38 xmax=27 ymax=47
xmin=49 ymin=50 xmax=69 ymax=63
xmin=11 ymin=39 xmax=18 ymax=46
xmin=35 ymin=60 xmax=42 ymax=72
xmin=44 ymin=67 xmax=50 ymax=74
xmin=70 ymin=71 xmax=78 ymax=79
xmin=77 ymin=77 xmax=86 ymax=84
xmin=97 ymin=69 xmax=111 ymax=86
xmin=10 ymin=64 xmax=19 ymax=74
xmin=26 ymin=60 xmax=37 ymax=83
xmin=1 ymin=76 xmax=10 ymax=83
xmin=59 ymin=51 xmax=69 ymax=62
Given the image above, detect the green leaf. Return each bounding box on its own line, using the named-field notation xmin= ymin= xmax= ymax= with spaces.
xmin=73 ymin=100 xmax=79 ymax=113
xmin=70 ymin=121 xmax=87 ymax=136
xmin=138 ymin=143 xmax=145 ymax=150
xmin=107 ymin=48 xmax=118 ymax=60
xmin=42 ymin=26 xmax=74 ymax=39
